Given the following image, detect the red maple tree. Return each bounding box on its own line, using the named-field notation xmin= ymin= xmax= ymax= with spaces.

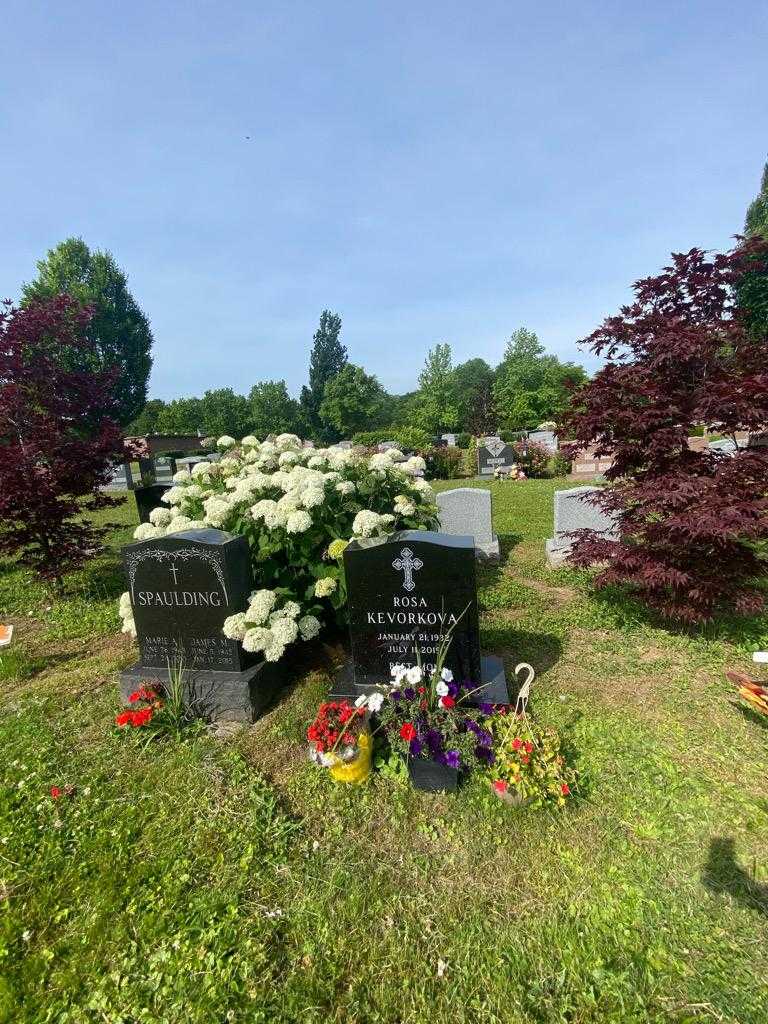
xmin=0 ymin=295 xmax=124 ymax=587
xmin=563 ymin=238 xmax=768 ymax=622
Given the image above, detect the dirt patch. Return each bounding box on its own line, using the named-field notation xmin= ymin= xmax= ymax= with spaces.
xmin=524 ymin=578 xmax=577 ymax=608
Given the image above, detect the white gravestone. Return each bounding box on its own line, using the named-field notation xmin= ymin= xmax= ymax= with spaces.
xmin=436 ymin=487 xmax=500 ymax=562
xmin=545 ymin=486 xmax=618 ymax=567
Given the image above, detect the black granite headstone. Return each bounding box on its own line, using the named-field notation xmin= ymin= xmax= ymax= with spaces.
xmin=119 ymin=528 xmax=280 ymax=721
xmin=332 ymin=530 xmax=509 ymax=704
xmin=133 ymin=484 xmax=170 ymax=524
xmin=477 ymin=439 xmax=517 ymax=476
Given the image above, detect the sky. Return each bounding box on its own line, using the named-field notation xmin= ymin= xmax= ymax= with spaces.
xmin=1 ymin=1 xmax=766 ymax=400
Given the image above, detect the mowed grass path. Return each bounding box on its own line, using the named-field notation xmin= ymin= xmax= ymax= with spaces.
xmin=1 ymin=480 xmax=768 ymax=1023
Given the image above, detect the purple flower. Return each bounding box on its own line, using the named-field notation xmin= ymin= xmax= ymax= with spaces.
xmin=476 ymin=745 xmax=495 ymax=764
xmin=425 ymin=728 xmax=443 ymax=753
xmin=409 ymin=737 xmax=423 ymax=756
xmin=391 ymin=690 xmax=401 ymax=701
xmin=478 ymin=702 xmax=494 ymax=716
xmin=403 ymin=687 xmax=416 ymax=700
xmin=443 ymin=749 xmax=460 ymax=769
xmin=447 ymin=681 xmax=460 ymax=698
xmin=476 ymin=729 xmax=492 ymax=747
xmin=466 ymin=719 xmax=479 ymax=734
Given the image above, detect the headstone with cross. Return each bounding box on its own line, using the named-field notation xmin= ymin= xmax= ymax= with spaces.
xmin=119 ymin=528 xmax=283 ymax=721
xmin=332 ymin=530 xmax=509 ymax=704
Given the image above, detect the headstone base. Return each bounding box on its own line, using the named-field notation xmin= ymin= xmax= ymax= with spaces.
xmin=119 ymin=659 xmax=282 ymax=723
xmin=545 ymin=538 xmax=571 ymax=567
xmin=330 ymin=654 xmax=510 ymax=705
xmin=477 ymin=536 xmax=501 ymax=562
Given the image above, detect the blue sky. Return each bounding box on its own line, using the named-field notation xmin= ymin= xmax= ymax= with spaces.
xmin=1 ymin=1 xmax=766 ymax=399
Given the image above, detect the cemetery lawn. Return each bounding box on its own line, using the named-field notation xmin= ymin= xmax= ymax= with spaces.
xmin=3 ymin=480 xmax=768 ymax=1024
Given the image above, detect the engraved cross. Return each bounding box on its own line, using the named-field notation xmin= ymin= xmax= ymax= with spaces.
xmin=392 ymin=547 xmax=423 ymax=592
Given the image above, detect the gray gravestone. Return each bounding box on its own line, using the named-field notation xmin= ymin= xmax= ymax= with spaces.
xmin=528 ymin=429 xmax=558 ymax=452
xmin=436 ymin=488 xmax=500 ymax=561
xmin=477 ymin=438 xmax=516 ymax=476
xmin=119 ymin=528 xmax=281 ymax=721
xmin=331 ymin=530 xmax=509 ymax=704
xmin=545 ymin=487 xmax=618 ymax=567
xmin=441 ymin=433 xmax=457 ymax=446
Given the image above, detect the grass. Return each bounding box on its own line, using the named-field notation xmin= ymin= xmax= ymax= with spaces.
xmin=2 ymin=481 xmax=768 ymax=1022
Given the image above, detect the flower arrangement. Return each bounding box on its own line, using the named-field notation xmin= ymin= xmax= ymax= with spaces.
xmin=377 ymin=664 xmax=499 ymax=776
xmin=118 ymin=434 xmax=438 ymax=663
xmin=488 ymin=716 xmax=577 ymax=808
xmin=494 ymin=464 xmax=526 ymax=481
xmin=115 ymin=685 xmax=163 ymax=730
xmin=307 ymin=699 xmax=373 ymax=783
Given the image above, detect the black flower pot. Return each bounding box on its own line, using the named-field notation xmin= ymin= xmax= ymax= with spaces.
xmin=408 ymin=756 xmax=458 ymax=793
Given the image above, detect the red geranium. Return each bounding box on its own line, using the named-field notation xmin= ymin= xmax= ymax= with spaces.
xmin=50 ymin=786 xmax=62 ymax=800
xmin=561 ymin=783 xmax=571 ymax=796
xmin=399 ymin=722 xmax=416 ymax=742
xmin=511 ymin=737 xmax=522 ymax=751
xmin=493 ymin=780 xmax=508 ymax=794
xmin=307 ymin=699 xmax=366 ymax=755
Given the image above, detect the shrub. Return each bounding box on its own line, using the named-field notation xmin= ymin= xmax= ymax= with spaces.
xmin=563 ymin=238 xmax=768 ymax=622
xmin=547 ymin=452 xmax=572 ymax=477
xmin=352 ymin=426 xmax=433 ymax=453
xmin=455 ymin=432 xmax=471 ymax=448
xmin=0 ymin=296 xmax=123 ymax=587
xmin=119 ymin=434 xmax=438 ymax=661
xmin=424 ymin=445 xmax=463 ymax=480
xmin=511 ymin=440 xmax=550 ymax=478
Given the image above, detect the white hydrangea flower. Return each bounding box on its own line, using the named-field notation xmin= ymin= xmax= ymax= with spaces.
xmin=242 ymin=627 xmax=272 ymax=653
xmin=298 ymin=614 xmax=321 ymax=641
xmin=191 ymin=461 xmax=212 ymax=479
xmin=222 ymin=612 xmax=248 ymax=640
xmin=274 ymin=433 xmax=302 ymax=452
xmin=119 ymin=591 xmax=133 ymax=616
xmin=203 ymin=496 xmax=232 ymax=528
xmin=263 ymin=639 xmax=286 ymax=662
xmin=307 ymin=455 xmax=326 ymax=470
xmin=172 ymin=469 xmax=192 ymax=484
xmin=385 ymin=448 xmax=404 ymax=462
xmin=352 ymin=510 xmax=384 ymax=537
xmin=314 ymin=577 xmax=337 ymax=598
xmin=368 ymin=453 xmax=392 ymax=472
xmin=269 ymin=617 xmax=299 ymax=645
xmin=241 ymin=435 xmax=259 ymax=448
xmin=251 ymin=499 xmax=278 ymax=522
xmin=165 ymin=516 xmax=193 ymax=534
xmin=278 ymin=451 xmax=299 ymax=467
xmin=300 ymin=487 xmax=325 ymax=509
xmin=217 ymin=435 xmax=236 ymax=449
xmin=161 ymin=486 xmax=186 ymax=505
xmin=247 ymin=589 xmax=277 ymax=624
xmin=394 ymin=494 xmax=416 ymax=516
xmin=412 ymin=478 xmax=434 ymax=497
xmin=149 ymin=507 xmax=173 ymax=527
xmin=121 ymin=614 xmax=137 ymax=638
xmin=272 ymin=600 xmax=301 ymax=620
xmin=286 ymin=510 xmax=312 ymax=534
xmin=133 ymin=522 xmax=163 ymax=541
xmin=335 ymin=480 xmax=356 ymax=496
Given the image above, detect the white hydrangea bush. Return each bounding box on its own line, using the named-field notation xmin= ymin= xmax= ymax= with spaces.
xmin=119 ymin=434 xmax=438 ymax=662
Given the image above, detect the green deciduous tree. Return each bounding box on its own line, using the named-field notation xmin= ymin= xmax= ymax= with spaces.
xmin=745 ymin=158 xmax=768 ymax=238
xmin=453 ymin=357 xmax=495 ymax=434
xmin=740 ymin=157 xmax=768 ymax=338
xmin=248 ymin=380 xmax=300 ymax=436
xmin=126 ymin=399 xmax=166 ymax=436
xmin=155 ymin=398 xmax=204 ymax=435
xmin=22 ymin=237 xmax=153 ymax=426
xmin=493 ymin=327 xmax=586 ymax=431
xmin=198 ymin=389 xmax=252 ymax=439
xmin=413 ymin=343 xmax=459 ymax=435
xmin=300 ymin=310 xmax=347 ymax=438
xmin=319 ymin=363 xmax=387 ymax=437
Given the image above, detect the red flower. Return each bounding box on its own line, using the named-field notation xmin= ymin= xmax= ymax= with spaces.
xmin=524 ymin=741 xmax=533 ymax=754
xmin=520 ymin=755 xmax=530 ymax=765
xmin=493 ymin=780 xmax=508 ymax=794
xmin=418 ymin=687 xmax=425 ymax=694
xmin=440 ymin=696 xmax=456 ymax=709
xmin=130 ymin=707 xmax=153 ymax=727
xmin=50 ymin=786 xmax=62 ymax=800
xmin=561 ymin=783 xmax=571 ymax=796
xmin=511 ymin=737 xmax=522 ymax=751
xmin=400 ymin=722 xmax=416 ymax=742
xmin=115 ymin=711 xmax=132 ymax=727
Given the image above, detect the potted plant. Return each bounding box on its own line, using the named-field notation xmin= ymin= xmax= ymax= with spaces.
xmin=376 ymin=644 xmax=500 ymax=792
xmin=487 ymin=714 xmax=577 ymax=808
xmin=306 ymin=699 xmax=374 ymax=784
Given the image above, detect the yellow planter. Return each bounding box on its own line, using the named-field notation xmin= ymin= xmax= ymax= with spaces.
xmin=328 ymin=729 xmax=372 ymax=784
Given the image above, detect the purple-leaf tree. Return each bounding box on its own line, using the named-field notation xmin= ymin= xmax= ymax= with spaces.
xmin=0 ymin=295 xmax=124 ymax=588
xmin=563 ymin=238 xmax=768 ymax=623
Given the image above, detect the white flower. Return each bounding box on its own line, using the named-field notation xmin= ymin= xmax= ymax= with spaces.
xmin=119 ymin=591 xmax=133 ymax=616
xmin=367 ymin=692 xmax=385 ymax=713
xmin=354 ymin=694 xmax=368 ymax=707
xmin=272 ymin=600 xmax=301 ymax=620
xmin=298 ymin=614 xmax=321 ymax=641
xmin=278 ymin=451 xmax=299 ymax=467
xmin=217 ymin=435 xmax=237 ymax=449
xmin=241 ymin=435 xmax=259 ymax=448
xmin=394 ymin=494 xmax=416 ymax=516
xmin=385 ymin=448 xmax=404 ymax=462
xmin=264 ymin=639 xmax=286 ymax=662
xmin=274 ymin=433 xmax=302 ymax=452
xmin=165 ymin=516 xmax=193 ymax=534
xmin=191 ymin=461 xmax=212 ymax=479
xmin=269 ymin=616 xmax=299 ymax=645
xmin=435 ymin=681 xmax=449 ymax=697
xmin=405 ymin=665 xmax=422 ymax=686
xmin=203 ymin=496 xmax=232 ymax=528
xmin=335 ymin=480 xmax=356 ymax=496
xmin=300 ymin=487 xmax=325 ymax=509
xmin=390 ymin=664 xmax=408 ymax=683
xmin=314 ymin=577 xmax=337 ymax=598
xmin=247 ymin=589 xmax=277 ymax=624
xmin=172 ymin=469 xmax=192 ymax=484
xmin=242 ymin=627 xmax=272 ymax=653
xmin=441 ymin=668 xmax=454 ymax=682
xmin=149 ymin=506 xmax=173 ymax=527
xmin=368 ymin=453 xmax=392 ymax=472
xmin=251 ymin=499 xmax=278 ymax=523
xmin=222 ymin=612 xmax=248 ymax=640
xmin=286 ymin=510 xmax=312 ymax=534
xmin=133 ymin=522 xmax=162 ymax=541
xmin=403 ymin=456 xmax=426 ymax=475
xmin=161 ymin=486 xmax=186 ymax=505
xmin=307 ymin=455 xmax=326 ymax=469
xmin=352 ymin=510 xmax=386 ymax=537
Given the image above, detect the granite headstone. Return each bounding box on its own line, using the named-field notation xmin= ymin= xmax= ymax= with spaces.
xmin=332 ymin=530 xmax=509 ymax=704
xmin=545 ymin=486 xmax=618 ymax=567
xmin=119 ymin=528 xmax=281 ymax=721
xmin=436 ymin=488 xmax=500 ymax=561
xmin=477 ymin=438 xmax=516 ymax=476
